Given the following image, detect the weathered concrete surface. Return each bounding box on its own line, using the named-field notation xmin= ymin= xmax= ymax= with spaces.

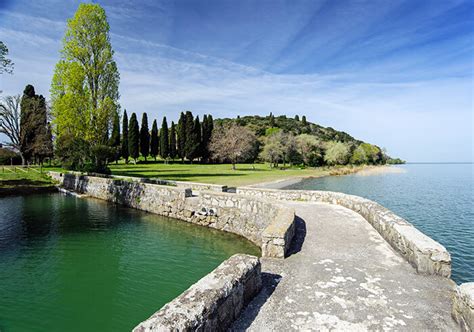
xmin=134 ymin=254 xmax=261 ymax=332
xmin=452 ymin=282 xmax=474 ymax=331
xmin=233 ymin=202 xmax=458 ymax=331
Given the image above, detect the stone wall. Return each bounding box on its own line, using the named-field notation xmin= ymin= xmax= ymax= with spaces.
xmin=133 ymin=254 xmax=261 ymax=332
xmin=452 ymin=282 xmax=474 ymax=332
xmin=49 ymin=172 xmax=295 ymax=258
xmin=236 ymin=187 xmax=451 ymax=277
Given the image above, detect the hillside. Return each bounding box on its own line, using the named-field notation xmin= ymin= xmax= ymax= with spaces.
xmin=215 ymin=114 xmax=363 ymax=145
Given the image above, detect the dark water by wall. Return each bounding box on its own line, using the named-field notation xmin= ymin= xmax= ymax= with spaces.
xmin=285 ymin=163 xmax=474 ymax=285
xmin=0 ymin=194 xmax=259 ymax=332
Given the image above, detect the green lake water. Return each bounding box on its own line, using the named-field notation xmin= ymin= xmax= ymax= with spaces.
xmin=0 ymin=194 xmax=260 ymax=332
xmin=285 ymin=163 xmax=474 ymax=285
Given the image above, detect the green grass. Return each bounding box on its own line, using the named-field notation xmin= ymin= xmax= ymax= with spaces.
xmin=107 ymin=161 xmax=333 ymax=186
xmin=0 ymin=167 xmax=54 ymax=188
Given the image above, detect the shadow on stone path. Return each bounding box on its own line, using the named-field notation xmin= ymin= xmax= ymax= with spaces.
xmin=232 ymin=202 xmax=458 ymax=331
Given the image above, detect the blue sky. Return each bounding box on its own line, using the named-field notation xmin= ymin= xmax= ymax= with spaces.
xmin=0 ymin=0 xmax=472 ymax=162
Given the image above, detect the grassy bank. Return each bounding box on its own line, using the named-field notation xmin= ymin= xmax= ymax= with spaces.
xmin=0 ymin=167 xmax=57 ymax=195
xmin=107 ymin=162 xmax=371 ymax=186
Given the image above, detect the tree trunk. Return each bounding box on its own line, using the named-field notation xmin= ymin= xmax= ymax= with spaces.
xmin=20 ymin=154 xmax=25 ymax=166
xmin=232 ymin=162 xmax=236 ymax=171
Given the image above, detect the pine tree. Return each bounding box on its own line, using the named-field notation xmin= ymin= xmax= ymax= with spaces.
xmin=184 ymin=111 xmax=196 ymax=162
xmin=169 ymin=121 xmax=177 ymax=160
xmin=160 ymin=116 xmax=169 ymax=161
xmin=109 ymin=111 xmax=121 ymax=163
xmin=128 ymin=113 xmax=139 ymax=163
xmin=194 ymin=116 xmax=202 ymax=161
xmin=140 ymin=113 xmax=150 ymax=161
xmin=177 ymin=112 xmax=186 ymax=162
xmin=150 ymin=119 xmax=159 ymax=161
xmin=121 ymin=110 xmax=129 ymax=163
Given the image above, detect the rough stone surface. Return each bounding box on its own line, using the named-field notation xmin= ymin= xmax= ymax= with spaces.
xmin=232 ymin=201 xmax=459 ymax=331
xmin=49 ymin=172 xmax=295 ymax=258
xmin=133 ymin=254 xmax=261 ymax=332
xmin=453 ymin=282 xmax=474 ymax=331
xmin=237 ymin=187 xmax=451 ymax=277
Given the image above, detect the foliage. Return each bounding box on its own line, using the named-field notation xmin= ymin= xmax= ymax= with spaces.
xmin=160 ymin=116 xmax=169 ymax=159
xmin=359 ymin=143 xmax=381 ymax=164
xmin=324 ymin=141 xmax=351 ymax=165
xmin=0 ymin=41 xmax=14 ymax=74
xmin=184 ymin=111 xmax=199 ymax=162
xmin=177 ymin=112 xmax=186 ymax=161
xmin=150 ymin=119 xmax=159 ymax=160
xmin=350 ymin=145 xmax=368 ymax=164
xmin=121 ymin=110 xmax=129 ymax=163
xmin=55 ymin=133 xmax=90 ymax=170
xmin=201 ymin=114 xmax=213 ymax=162
xmin=109 ymin=111 xmax=120 ymax=163
xmin=19 ymin=85 xmax=52 ymax=164
xmin=0 ymin=148 xmax=21 ymax=165
xmin=140 ymin=113 xmax=150 ymax=160
xmin=50 ymin=3 xmax=120 ymax=168
xmin=296 ymin=134 xmax=323 ymax=166
xmin=209 ymin=123 xmax=257 ymax=170
xmin=128 ymin=113 xmax=139 ymax=162
xmin=169 ymin=121 xmax=177 ymax=160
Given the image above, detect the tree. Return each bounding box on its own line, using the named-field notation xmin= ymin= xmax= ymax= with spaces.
xmin=109 ymin=111 xmax=120 ymax=163
xmin=177 ymin=112 xmax=186 ymax=162
xmin=260 ymin=133 xmax=284 ymax=168
xmin=50 ymin=3 xmax=120 ymax=170
xmin=294 ymin=115 xmax=300 ymax=122
xmin=210 ymin=123 xmax=257 ymax=170
xmin=302 ymin=115 xmax=307 ymax=126
xmin=128 ymin=113 xmax=139 ymax=163
xmin=150 ymin=119 xmax=159 ymax=161
xmin=121 ymin=110 xmax=129 ymax=163
xmin=201 ymin=114 xmax=214 ymax=162
xmin=19 ymin=85 xmax=51 ymax=164
xmin=324 ymin=141 xmax=350 ymax=165
xmin=359 ymin=143 xmax=381 ymax=164
xmin=184 ymin=111 xmax=199 ymax=162
xmin=350 ymin=145 xmax=368 ymax=164
xmin=169 ymin=121 xmax=177 ymax=160
xmin=0 ymin=95 xmax=23 ymax=163
xmin=296 ymin=134 xmax=323 ymax=166
xmin=193 ymin=116 xmax=202 ymax=161
xmin=269 ymin=112 xmax=275 ymax=127
xmin=0 ymin=41 xmax=14 ymax=75
xmin=160 ymin=116 xmax=169 ymax=161
xmin=140 ymin=113 xmax=150 ymax=160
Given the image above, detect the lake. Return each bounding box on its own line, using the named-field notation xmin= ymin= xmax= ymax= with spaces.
xmin=285 ymin=163 xmax=474 ymax=285
xmin=0 ymin=194 xmax=259 ymax=332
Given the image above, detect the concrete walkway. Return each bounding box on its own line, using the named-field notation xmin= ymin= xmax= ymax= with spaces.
xmin=232 ymin=201 xmax=458 ymax=331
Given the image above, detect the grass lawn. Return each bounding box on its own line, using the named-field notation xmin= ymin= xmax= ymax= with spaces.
xmin=0 ymin=166 xmax=55 ymax=189
xmin=108 ymin=161 xmax=336 ymax=186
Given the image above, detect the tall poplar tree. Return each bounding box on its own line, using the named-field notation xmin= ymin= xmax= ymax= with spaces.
xmin=160 ymin=116 xmax=169 ymax=161
xmin=177 ymin=112 xmax=186 ymax=162
xmin=140 ymin=112 xmax=150 ymax=160
xmin=128 ymin=113 xmax=139 ymax=163
xmin=150 ymin=119 xmax=159 ymax=161
xmin=169 ymin=121 xmax=177 ymax=160
xmin=50 ymin=3 xmax=120 ymax=166
xmin=121 ymin=110 xmax=129 ymax=163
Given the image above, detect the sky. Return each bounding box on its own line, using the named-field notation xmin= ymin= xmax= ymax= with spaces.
xmin=0 ymin=0 xmax=473 ymax=162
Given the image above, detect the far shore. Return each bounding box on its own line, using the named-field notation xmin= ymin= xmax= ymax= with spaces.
xmin=251 ymin=165 xmax=401 ymax=189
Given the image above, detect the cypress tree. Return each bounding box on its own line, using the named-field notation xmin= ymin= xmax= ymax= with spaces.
xmin=302 ymin=115 xmax=307 ymax=126
xmin=184 ymin=111 xmax=197 ymax=162
xmin=160 ymin=116 xmax=169 ymax=161
xmin=150 ymin=119 xmax=159 ymax=161
xmin=122 ymin=110 xmax=129 ymax=163
xmin=177 ymin=112 xmax=186 ymax=162
xmin=294 ymin=115 xmax=300 ymax=121
xmin=140 ymin=113 xmax=150 ymax=161
xmin=269 ymin=112 xmax=275 ymax=127
xmin=201 ymin=114 xmax=213 ymax=163
xmin=109 ymin=111 xmax=121 ymax=163
xmin=169 ymin=121 xmax=177 ymax=160
xmin=193 ymin=116 xmax=202 ymax=161
xmin=19 ymin=84 xmax=37 ymax=163
xmin=128 ymin=113 xmax=139 ymax=163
